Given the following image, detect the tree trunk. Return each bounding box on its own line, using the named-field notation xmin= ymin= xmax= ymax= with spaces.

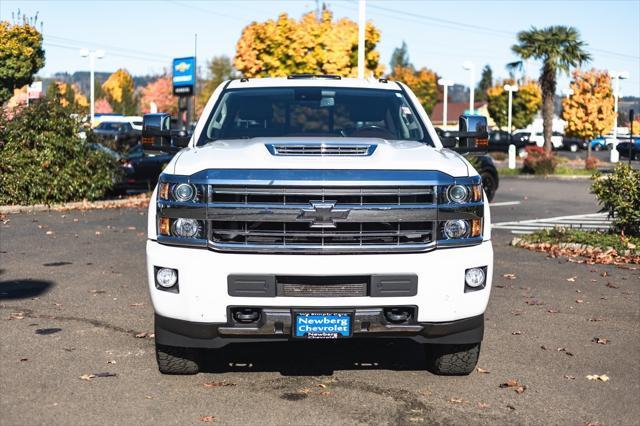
xmin=540 ymin=62 xmax=556 ymax=154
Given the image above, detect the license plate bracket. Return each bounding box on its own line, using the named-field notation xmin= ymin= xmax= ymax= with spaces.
xmin=293 ymin=311 xmax=352 ymax=339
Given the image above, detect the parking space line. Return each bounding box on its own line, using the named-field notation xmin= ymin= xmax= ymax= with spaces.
xmin=492 ymin=212 xmax=612 ymax=234
xmin=489 ymin=201 xmax=522 ymax=207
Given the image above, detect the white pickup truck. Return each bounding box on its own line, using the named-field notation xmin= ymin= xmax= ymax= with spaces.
xmin=144 ymin=75 xmax=493 ymax=376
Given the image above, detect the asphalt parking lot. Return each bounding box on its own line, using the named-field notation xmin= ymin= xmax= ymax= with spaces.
xmin=1 ymin=178 xmax=638 ymax=426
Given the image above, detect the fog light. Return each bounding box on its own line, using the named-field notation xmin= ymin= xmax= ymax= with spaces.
xmin=173 ymin=183 xmax=195 ymax=202
xmin=156 ymin=268 xmax=178 ymax=288
xmin=465 ymin=267 xmax=486 ymax=288
xmin=447 ymin=185 xmax=469 ymax=203
xmin=443 ymin=219 xmax=469 ymax=239
xmin=172 ymin=218 xmax=200 ymax=238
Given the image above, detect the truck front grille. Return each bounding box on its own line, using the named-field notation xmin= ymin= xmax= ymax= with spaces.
xmin=267 ymin=143 xmax=376 ymax=156
xmin=207 ymin=185 xmax=437 ymax=253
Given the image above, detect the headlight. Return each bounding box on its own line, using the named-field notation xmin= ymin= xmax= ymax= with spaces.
xmin=447 ymin=185 xmax=469 ymax=203
xmin=156 ymin=267 xmax=178 ymax=288
xmin=465 ymin=267 xmax=486 ymax=288
xmin=443 ymin=219 xmax=469 ymax=239
xmin=173 ymin=183 xmax=196 ymax=202
xmin=171 ymin=218 xmax=201 ymax=238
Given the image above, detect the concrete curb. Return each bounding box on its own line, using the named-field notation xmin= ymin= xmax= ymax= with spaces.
xmin=0 ymin=197 xmax=150 ymax=214
xmin=500 ymin=174 xmax=594 ymax=180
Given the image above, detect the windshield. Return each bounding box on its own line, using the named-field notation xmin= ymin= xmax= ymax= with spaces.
xmin=198 ymin=87 xmax=428 ymax=145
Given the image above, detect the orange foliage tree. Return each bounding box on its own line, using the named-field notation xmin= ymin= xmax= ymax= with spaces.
xmin=102 ymin=69 xmax=137 ymax=114
xmin=562 ymin=69 xmax=615 ymax=140
xmin=140 ymin=75 xmax=177 ymax=114
xmin=234 ymin=10 xmax=383 ymax=78
xmin=387 ymin=66 xmax=439 ymax=114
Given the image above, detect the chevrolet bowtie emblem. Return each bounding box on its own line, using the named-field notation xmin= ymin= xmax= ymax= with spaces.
xmin=297 ymin=201 xmax=350 ymax=228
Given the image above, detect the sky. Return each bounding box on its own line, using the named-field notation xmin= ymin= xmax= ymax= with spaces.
xmin=2 ymin=0 xmax=639 ymax=96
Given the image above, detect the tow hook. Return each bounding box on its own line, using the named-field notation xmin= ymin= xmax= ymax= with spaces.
xmin=383 ymin=307 xmax=413 ymax=324
xmin=233 ymin=308 xmax=261 ymax=323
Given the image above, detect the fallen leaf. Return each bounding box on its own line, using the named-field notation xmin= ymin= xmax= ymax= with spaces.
xmin=449 ymin=397 xmax=465 ymax=404
xmin=575 ymin=299 xmax=584 ymax=304
xmin=600 ymin=271 xmax=609 ymax=277
xmin=515 ymin=386 xmax=527 ymax=394
xmin=566 ymin=276 xmax=577 ymax=282
xmin=605 ymin=282 xmax=619 ymax=289
xmin=540 ymin=345 xmax=548 ymax=350
xmin=200 ymin=415 xmax=216 ymax=423
xmin=93 ymin=372 xmax=116 ymax=378
xmin=564 ymin=375 xmax=575 ymax=380
xmin=318 ymin=383 xmax=327 ymax=389
xmin=502 ymin=273 xmax=517 ymax=280
xmin=203 ymin=381 xmax=236 ymax=388
xmin=79 ymin=374 xmax=95 ymax=381
xmin=556 ymin=347 xmax=574 ymax=356
xmin=135 ymin=332 xmax=147 ymax=338
xmin=506 ymin=404 xmax=516 ymax=410
xmin=525 ymin=299 xmax=544 ymax=306
xmin=130 ymin=303 xmax=144 ymax=307
xmin=477 ymin=402 xmax=490 ymax=409
xmin=319 ymin=391 xmax=331 ymax=396
xmin=547 ymin=309 xmax=559 ymax=313
xmin=46 ymin=230 xmax=54 ymax=235
xmin=592 ymin=337 xmax=610 ymax=345
xmin=8 ymin=312 xmax=25 ymax=320
xmin=588 ymin=317 xmax=605 ymax=322
xmin=107 ymin=360 xmax=117 ymax=364
xmin=19 ymin=358 xmax=28 ymax=362
xmin=476 ymin=367 xmax=490 ymax=374
xmin=127 ymin=226 xmax=137 ymax=230
xmin=500 ymin=379 xmax=519 ymax=388
xmin=511 ymin=331 xmax=523 ymax=335
xmin=95 ymin=231 xmax=102 ymax=236
xmin=586 ymin=374 xmax=609 ymax=382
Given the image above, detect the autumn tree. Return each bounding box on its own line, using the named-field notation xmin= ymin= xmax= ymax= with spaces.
xmin=487 ymin=79 xmax=542 ymax=130
xmin=235 ymin=10 xmax=383 ymax=78
xmin=140 ymin=75 xmax=177 ymax=114
xmin=45 ymin=81 xmax=89 ymax=112
xmin=388 ymin=65 xmax=439 ymax=114
xmin=562 ymin=69 xmax=614 ymax=141
xmin=94 ymin=98 xmax=113 ymax=114
xmin=390 ymin=41 xmax=410 ymax=69
xmin=102 ymin=69 xmax=137 ymax=115
xmin=197 ymin=55 xmax=237 ymax=113
xmin=0 ymin=16 xmax=45 ymax=104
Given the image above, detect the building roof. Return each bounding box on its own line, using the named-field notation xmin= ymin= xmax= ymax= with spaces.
xmin=431 ymin=101 xmax=487 ymax=124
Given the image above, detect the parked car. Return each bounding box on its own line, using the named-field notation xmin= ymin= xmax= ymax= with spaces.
xmin=88 ymin=143 xmax=175 ymax=191
xmin=527 ymin=131 xmax=563 ymax=149
xmin=474 ymin=155 xmax=499 ymax=202
xmin=488 ymin=130 xmax=527 ymax=154
xmin=93 ymin=121 xmax=141 ymax=149
xmin=616 ymin=137 xmax=640 ymax=160
xmin=562 ymin=135 xmax=587 ymax=152
xmin=590 ymin=136 xmax=609 ymax=151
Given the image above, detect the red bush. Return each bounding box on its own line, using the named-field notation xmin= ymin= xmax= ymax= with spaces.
xmin=522 ymin=146 xmax=557 ymax=175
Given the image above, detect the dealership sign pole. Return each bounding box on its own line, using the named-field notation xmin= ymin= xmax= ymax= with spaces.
xmin=172 ymin=56 xmax=196 ymax=130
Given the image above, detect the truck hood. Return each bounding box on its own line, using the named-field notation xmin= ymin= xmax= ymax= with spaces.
xmin=171 ymin=137 xmax=471 ymax=177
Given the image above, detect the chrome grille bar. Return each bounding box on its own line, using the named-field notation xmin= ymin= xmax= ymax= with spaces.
xmin=267 ymin=143 xmax=376 ymax=157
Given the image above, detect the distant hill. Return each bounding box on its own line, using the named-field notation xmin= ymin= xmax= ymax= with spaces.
xmin=41 ymin=71 xmax=160 ymax=96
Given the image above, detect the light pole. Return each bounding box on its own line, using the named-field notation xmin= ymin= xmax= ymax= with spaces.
xmin=504 ymin=84 xmax=519 ymax=169
xmin=437 ymin=78 xmax=453 ymax=130
xmin=611 ymin=71 xmax=629 ymax=163
xmin=80 ymin=48 xmax=105 ymax=126
xmin=462 ymin=61 xmax=475 ymax=114
xmin=562 ymin=88 xmax=574 ymax=99
xmin=357 ymin=0 xmax=366 ymax=79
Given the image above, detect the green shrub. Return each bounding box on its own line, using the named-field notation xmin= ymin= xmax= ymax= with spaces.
xmin=0 ymin=98 xmax=119 ymax=205
xmin=591 ymin=164 xmax=640 ymax=236
xmin=522 ymin=145 xmax=557 ymax=175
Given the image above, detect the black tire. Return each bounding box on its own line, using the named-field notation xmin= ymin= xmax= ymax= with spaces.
xmin=156 ymin=343 xmax=200 ymax=375
xmin=426 ymin=343 xmax=480 ymax=376
xmin=480 ymin=172 xmax=497 ymax=203
xmin=593 ymin=144 xmax=602 ymax=152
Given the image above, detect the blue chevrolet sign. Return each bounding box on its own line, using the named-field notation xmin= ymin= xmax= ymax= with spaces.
xmin=172 ymin=56 xmax=196 ymax=95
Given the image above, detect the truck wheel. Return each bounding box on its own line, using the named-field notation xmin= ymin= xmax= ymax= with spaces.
xmin=156 ymin=343 xmax=200 ymax=375
xmin=480 ymin=172 xmax=497 ymax=202
xmin=426 ymin=343 xmax=480 ymax=376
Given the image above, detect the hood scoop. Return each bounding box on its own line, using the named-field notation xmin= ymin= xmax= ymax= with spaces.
xmin=266 ymin=143 xmax=377 ymax=157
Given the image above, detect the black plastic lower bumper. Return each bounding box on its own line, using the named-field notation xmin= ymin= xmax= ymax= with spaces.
xmin=155 ymin=310 xmax=484 ymax=349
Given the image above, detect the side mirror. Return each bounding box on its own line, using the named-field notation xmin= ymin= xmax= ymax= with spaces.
xmin=437 ymin=115 xmax=488 ymax=154
xmin=142 ymin=113 xmax=172 ymax=148
xmin=458 ymin=115 xmax=488 ymax=152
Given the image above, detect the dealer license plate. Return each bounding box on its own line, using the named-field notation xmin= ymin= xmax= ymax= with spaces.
xmin=294 ymin=312 xmax=352 ymax=339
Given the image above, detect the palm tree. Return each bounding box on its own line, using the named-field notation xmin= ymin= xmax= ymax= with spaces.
xmin=510 ymin=26 xmax=591 ymax=153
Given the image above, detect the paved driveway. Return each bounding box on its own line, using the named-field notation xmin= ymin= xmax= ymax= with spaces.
xmin=1 ymin=180 xmax=638 ymax=425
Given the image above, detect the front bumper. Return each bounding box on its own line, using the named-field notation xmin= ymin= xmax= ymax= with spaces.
xmin=155 ymin=311 xmax=484 ymax=348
